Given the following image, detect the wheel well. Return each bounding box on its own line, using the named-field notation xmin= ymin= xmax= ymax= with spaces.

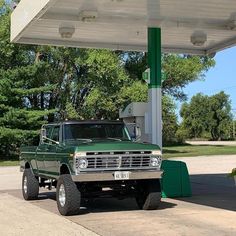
xmin=60 ymin=164 xmax=70 ymax=175
xmin=25 ymin=162 xmax=30 ymax=169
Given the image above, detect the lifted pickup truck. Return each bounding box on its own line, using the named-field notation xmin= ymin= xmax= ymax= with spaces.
xmin=20 ymin=120 xmax=163 ymax=215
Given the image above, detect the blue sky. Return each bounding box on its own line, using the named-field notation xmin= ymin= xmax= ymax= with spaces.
xmin=177 ymin=46 xmax=236 ymax=118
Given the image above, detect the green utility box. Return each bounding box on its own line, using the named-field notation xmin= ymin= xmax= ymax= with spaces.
xmin=161 ymin=160 xmax=192 ymax=198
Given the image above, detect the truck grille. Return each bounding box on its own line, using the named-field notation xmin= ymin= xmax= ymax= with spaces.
xmin=75 ymin=151 xmax=160 ymax=171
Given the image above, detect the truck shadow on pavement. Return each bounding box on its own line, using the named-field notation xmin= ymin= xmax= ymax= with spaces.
xmin=7 ymin=173 xmax=235 ymax=215
xmin=36 ymin=191 xmax=177 ymax=214
xmin=177 ymin=174 xmax=236 ymax=212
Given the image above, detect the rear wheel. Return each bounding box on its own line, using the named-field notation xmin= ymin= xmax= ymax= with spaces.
xmin=56 ymin=174 xmax=81 ymax=216
xmin=22 ymin=169 xmax=39 ymax=200
xmin=136 ymin=179 xmax=161 ymax=210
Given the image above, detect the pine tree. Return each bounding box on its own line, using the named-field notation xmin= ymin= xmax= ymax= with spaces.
xmin=0 ymin=1 xmax=55 ymax=157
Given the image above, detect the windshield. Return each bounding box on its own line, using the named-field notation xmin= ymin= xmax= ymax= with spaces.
xmin=64 ymin=123 xmax=131 ymax=142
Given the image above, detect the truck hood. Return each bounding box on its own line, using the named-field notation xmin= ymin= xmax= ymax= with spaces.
xmin=74 ymin=141 xmax=161 ymax=152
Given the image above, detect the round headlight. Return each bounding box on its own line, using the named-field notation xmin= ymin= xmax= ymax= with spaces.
xmin=78 ymin=158 xmax=88 ymax=169
xmin=150 ymin=157 xmax=161 ymax=167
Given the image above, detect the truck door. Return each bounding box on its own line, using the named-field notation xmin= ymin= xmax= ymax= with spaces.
xmin=43 ymin=125 xmax=61 ymax=178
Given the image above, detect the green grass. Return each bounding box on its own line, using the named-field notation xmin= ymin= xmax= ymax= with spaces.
xmin=163 ymin=145 xmax=236 ymax=158
xmin=0 ymin=145 xmax=236 ymax=166
xmin=0 ymin=160 xmax=19 ymax=167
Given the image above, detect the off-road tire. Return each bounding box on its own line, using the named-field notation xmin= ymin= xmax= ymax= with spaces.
xmin=56 ymin=174 xmax=81 ymax=216
xmin=136 ymin=179 xmax=161 ymax=210
xmin=22 ymin=169 xmax=39 ymax=200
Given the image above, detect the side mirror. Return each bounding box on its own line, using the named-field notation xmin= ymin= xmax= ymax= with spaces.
xmin=130 ymin=126 xmax=141 ymax=142
xmin=40 ymin=128 xmax=59 ymax=145
xmin=41 ymin=128 xmax=47 ymax=142
xmin=135 ymin=126 xmax=141 ymax=142
xmin=135 ymin=126 xmax=141 ymax=138
xmin=124 ymin=123 xmax=142 ymax=142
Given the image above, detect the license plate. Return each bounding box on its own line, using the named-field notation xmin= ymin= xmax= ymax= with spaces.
xmin=114 ymin=171 xmax=130 ymax=180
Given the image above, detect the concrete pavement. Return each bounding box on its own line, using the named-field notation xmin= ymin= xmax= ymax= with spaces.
xmin=0 ymin=155 xmax=236 ymax=236
xmin=186 ymin=141 xmax=236 ymax=146
xmin=0 ymin=168 xmax=98 ymax=236
xmin=172 ymin=154 xmax=236 ymax=174
xmin=0 ymin=193 xmax=98 ymax=236
xmin=0 ymin=166 xmax=21 ymax=190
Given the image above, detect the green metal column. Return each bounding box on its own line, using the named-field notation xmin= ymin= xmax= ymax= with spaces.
xmin=148 ymin=28 xmax=162 ymax=88
xmin=148 ymin=28 xmax=162 ymax=148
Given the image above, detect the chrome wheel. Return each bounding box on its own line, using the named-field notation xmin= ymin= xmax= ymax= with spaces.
xmin=23 ymin=176 xmax=27 ymax=194
xmin=59 ymin=184 xmax=66 ymax=207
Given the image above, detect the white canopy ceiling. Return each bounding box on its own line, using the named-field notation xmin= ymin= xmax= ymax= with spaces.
xmin=11 ymin=0 xmax=236 ymax=55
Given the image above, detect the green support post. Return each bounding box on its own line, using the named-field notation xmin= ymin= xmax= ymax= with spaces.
xmin=148 ymin=28 xmax=162 ymax=148
xmin=148 ymin=28 xmax=162 ymax=88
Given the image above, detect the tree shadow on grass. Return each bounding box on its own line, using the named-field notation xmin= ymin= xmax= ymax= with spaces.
xmin=163 ymin=149 xmax=188 ymax=154
xmin=195 ymin=144 xmax=225 ymax=147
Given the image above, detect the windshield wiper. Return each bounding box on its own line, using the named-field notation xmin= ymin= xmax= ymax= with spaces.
xmin=106 ymin=137 xmax=122 ymax=141
xmin=66 ymin=139 xmax=93 ymax=143
xmin=76 ymin=138 xmax=93 ymax=143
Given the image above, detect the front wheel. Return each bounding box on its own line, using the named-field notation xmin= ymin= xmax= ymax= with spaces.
xmin=22 ymin=169 xmax=39 ymax=200
xmin=56 ymin=174 xmax=81 ymax=216
xmin=136 ymin=179 xmax=161 ymax=210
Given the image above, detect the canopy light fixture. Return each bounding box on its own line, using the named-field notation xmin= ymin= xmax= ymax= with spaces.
xmin=191 ymin=31 xmax=207 ymax=47
xmin=59 ymin=26 xmax=75 ymax=39
xmin=79 ymin=10 xmax=98 ymax=22
xmin=227 ymin=12 xmax=236 ymax=30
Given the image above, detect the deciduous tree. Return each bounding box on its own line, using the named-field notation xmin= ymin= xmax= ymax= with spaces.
xmin=179 ymin=92 xmax=232 ymax=140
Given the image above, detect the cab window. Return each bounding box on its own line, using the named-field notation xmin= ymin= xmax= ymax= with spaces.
xmin=51 ymin=126 xmax=60 ymax=142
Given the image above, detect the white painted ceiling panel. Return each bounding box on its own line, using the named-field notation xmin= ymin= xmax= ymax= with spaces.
xmin=11 ymin=0 xmax=236 ymax=55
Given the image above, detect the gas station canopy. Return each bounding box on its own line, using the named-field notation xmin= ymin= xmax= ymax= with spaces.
xmin=11 ymin=0 xmax=236 ymax=55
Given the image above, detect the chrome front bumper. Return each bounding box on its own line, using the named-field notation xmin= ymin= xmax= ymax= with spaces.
xmin=71 ymin=170 xmax=163 ymax=182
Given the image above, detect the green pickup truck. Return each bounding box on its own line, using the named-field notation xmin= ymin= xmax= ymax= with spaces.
xmin=20 ymin=120 xmax=163 ymax=215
